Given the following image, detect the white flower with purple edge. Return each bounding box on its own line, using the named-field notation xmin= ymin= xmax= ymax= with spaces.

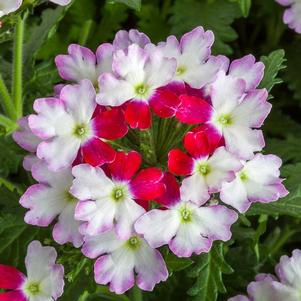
xmin=20 ymin=160 xmax=83 ymax=247
xmin=28 ymin=79 xmax=128 ymax=171
xmin=135 ymin=173 xmax=238 ymax=257
xmin=113 ymin=29 xmax=151 ymax=50
xmin=220 ymin=153 xmax=288 ymax=213
xmin=0 ymin=240 xmax=64 ymax=301
xmin=229 ymin=249 xmax=301 ymax=301
xmin=82 ymin=229 xmax=168 ymax=294
xmin=276 ymin=0 xmax=301 ymax=34
xmin=71 ymin=151 xmax=165 ymax=239
xmin=96 ymin=44 xmax=177 ymax=129
xmin=157 ymin=26 xmax=226 ymax=89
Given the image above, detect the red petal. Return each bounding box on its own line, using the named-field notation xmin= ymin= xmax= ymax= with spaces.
xmin=92 ymin=108 xmax=128 ymax=140
xmin=155 ymin=173 xmax=180 ymax=207
xmin=125 ymin=101 xmax=151 ymax=129
xmin=168 ymin=149 xmax=194 ymax=176
xmin=107 ymin=151 xmax=142 ymax=181
xmin=82 ymin=138 xmax=116 ymax=166
xmin=176 ymin=95 xmax=213 ymax=124
xmin=0 ymin=265 xmax=25 ymax=290
xmin=149 ymin=88 xmax=181 ymax=118
xmin=135 ymin=199 xmax=150 ymax=211
xmin=0 ymin=291 xmax=26 ymax=301
xmin=149 ymin=82 xmax=185 ymax=118
xmin=130 ymin=168 xmax=165 ymax=200
xmin=188 ymin=124 xmax=223 ymax=155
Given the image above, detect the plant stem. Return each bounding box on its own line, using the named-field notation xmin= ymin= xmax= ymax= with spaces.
xmin=0 ymin=75 xmax=15 ymax=120
xmin=129 ymin=286 xmax=143 ymax=301
xmin=79 ymin=20 xmax=93 ymax=46
xmin=12 ymin=15 xmax=25 ymax=120
xmin=0 ymin=114 xmax=17 ymax=133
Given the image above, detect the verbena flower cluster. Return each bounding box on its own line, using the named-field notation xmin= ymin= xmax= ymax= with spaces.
xmin=0 ymin=0 xmax=70 ymax=17
xmin=8 ymin=26 xmax=289 ymax=297
xmin=276 ymin=0 xmax=301 ymax=34
xmin=229 ymin=249 xmax=301 ymax=301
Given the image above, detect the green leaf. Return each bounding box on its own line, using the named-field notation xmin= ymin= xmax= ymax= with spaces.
xmin=0 ymin=136 xmax=22 ymax=178
xmin=109 ymin=0 xmax=141 ymax=11
xmin=137 ymin=4 xmax=170 ymax=43
xmin=24 ymin=7 xmax=68 ymax=68
xmin=285 ymin=41 xmax=301 ymax=103
xmin=187 ymin=243 xmax=233 ymax=301
xmin=165 ymin=252 xmax=194 ymax=272
xmin=170 ymin=0 xmax=242 ymax=54
xmin=231 ymin=0 xmax=252 ymax=17
xmin=247 ymin=163 xmax=301 ymax=217
xmin=259 ymin=49 xmax=286 ymax=97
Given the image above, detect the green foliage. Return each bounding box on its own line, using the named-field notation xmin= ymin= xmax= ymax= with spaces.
xmin=165 ymin=252 xmax=194 ymax=272
xmin=285 ymin=41 xmax=301 ymax=103
xmin=187 ymin=243 xmax=233 ymax=301
xmin=110 ymin=0 xmax=142 ymax=11
xmin=170 ymin=0 xmax=242 ymax=54
xmin=259 ymin=49 xmax=286 ymax=96
xmin=231 ymin=0 xmax=252 ymax=17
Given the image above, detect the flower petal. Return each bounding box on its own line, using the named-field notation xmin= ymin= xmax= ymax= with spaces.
xmin=125 ymin=101 xmax=152 ymax=130
xmin=113 ymin=29 xmax=151 ymax=50
xmin=71 ymin=164 xmax=113 ymax=201
xmin=107 ymin=151 xmax=142 ymax=181
xmin=168 ymin=149 xmax=194 ymax=176
xmin=135 ymin=209 xmax=180 ymax=248
xmin=55 ymin=44 xmax=97 ymax=83
xmin=0 ymin=265 xmax=25 ymax=290
xmin=13 ymin=117 xmax=41 ymax=153
xmin=180 ymin=173 xmax=210 ymax=205
xmin=135 ymin=242 xmax=168 ymax=291
xmin=82 ymin=138 xmax=116 ymax=167
xmin=59 ymin=79 xmax=96 ymax=124
xmin=92 ymin=108 xmax=128 ymax=140
xmin=176 ymin=95 xmax=213 ymax=124
xmin=229 ymin=54 xmax=265 ymax=91
xmin=155 ymin=173 xmax=180 ymax=207
xmin=0 ymin=291 xmax=27 ymax=301
xmin=130 ymin=168 xmax=165 ymax=200
xmin=232 ymin=89 xmax=271 ymax=128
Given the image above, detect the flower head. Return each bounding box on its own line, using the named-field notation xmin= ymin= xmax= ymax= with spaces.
xmin=82 ymin=230 xmax=168 ymax=294
xmin=0 ymin=241 xmax=64 ymax=301
xmin=71 ymin=151 xmax=165 ymax=239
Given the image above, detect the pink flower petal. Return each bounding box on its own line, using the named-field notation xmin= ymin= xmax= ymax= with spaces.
xmin=176 ymin=95 xmax=213 ymax=124
xmin=0 ymin=265 xmax=25 ymax=290
xmin=92 ymin=108 xmax=128 ymax=140
xmin=0 ymin=291 xmax=26 ymax=301
xmin=130 ymin=168 xmax=165 ymax=200
xmin=125 ymin=101 xmax=152 ymax=129
xmin=155 ymin=173 xmax=180 ymax=207
xmin=82 ymin=138 xmax=116 ymax=166
xmin=168 ymin=149 xmax=194 ymax=176
xmin=107 ymin=151 xmax=142 ymax=181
